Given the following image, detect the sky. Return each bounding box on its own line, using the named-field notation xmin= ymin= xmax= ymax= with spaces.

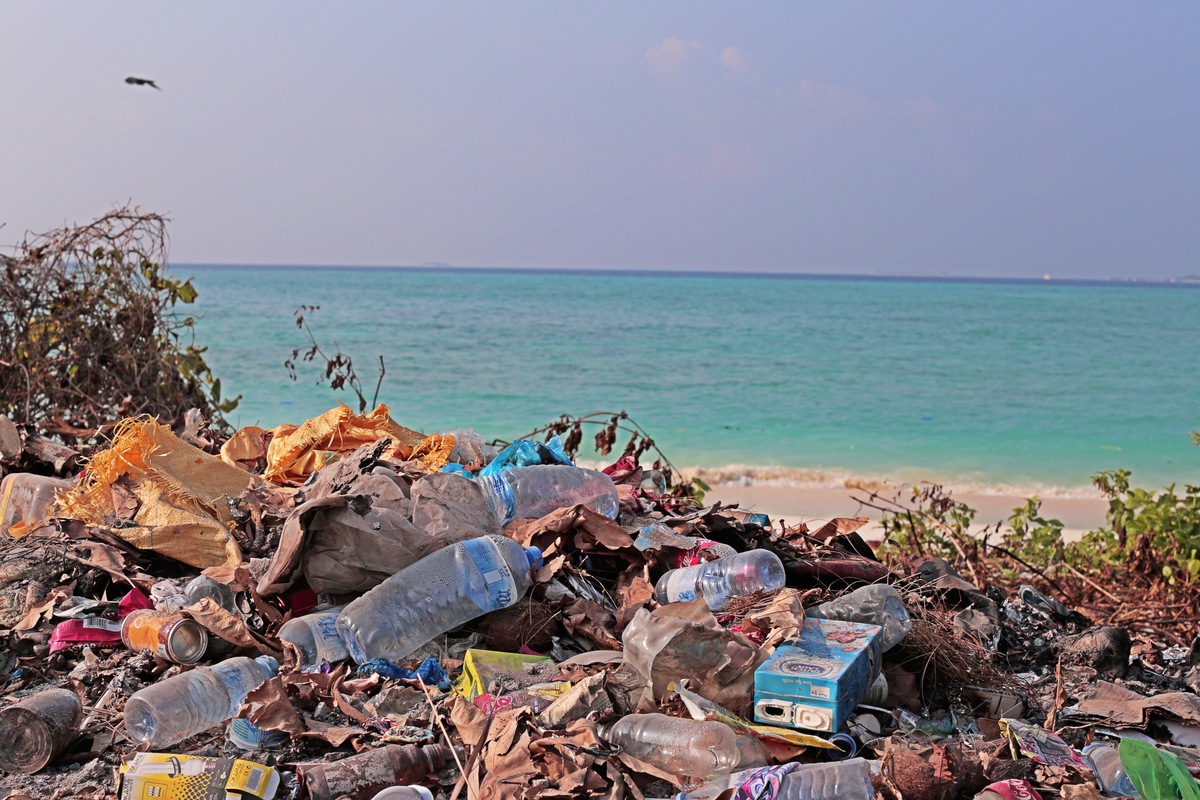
xmin=1 ymin=3 xmax=1198 ymax=280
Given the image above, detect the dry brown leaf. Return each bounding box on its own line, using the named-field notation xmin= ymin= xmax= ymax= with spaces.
xmin=807 ymin=516 xmax=870 ymax=541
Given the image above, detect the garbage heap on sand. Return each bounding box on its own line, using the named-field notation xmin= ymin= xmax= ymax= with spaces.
xmin=2 ymin=404 xmax=1199 ymax=800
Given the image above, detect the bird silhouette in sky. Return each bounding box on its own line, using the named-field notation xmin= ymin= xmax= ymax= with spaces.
xmin=125 ymin=76 xmax=161 ymax=91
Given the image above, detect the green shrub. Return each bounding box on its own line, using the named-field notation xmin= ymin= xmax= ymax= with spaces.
xmin=0 ymin=206 xmax=236 ymax=440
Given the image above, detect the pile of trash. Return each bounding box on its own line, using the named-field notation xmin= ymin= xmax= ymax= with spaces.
xmin=2 ymin=404 xmax=1200 ymax=800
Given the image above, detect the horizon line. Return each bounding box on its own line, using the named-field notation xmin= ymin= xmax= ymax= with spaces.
xmin=176 ymin=262 xmax=1200 ymax=290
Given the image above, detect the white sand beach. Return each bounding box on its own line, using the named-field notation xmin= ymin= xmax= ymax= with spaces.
xmin=700 ymin=478 xmax=1108 ymax=544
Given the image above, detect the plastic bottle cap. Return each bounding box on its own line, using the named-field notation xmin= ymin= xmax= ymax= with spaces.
xmin=525 ymin=546 xmax=544 ymax=571
xmin=828 ymin=732 xmax=859 ymax=760
xmin=258 ymin=655 xmax=280 ymax=673
xmin=370 ymin=787 xmax=434 ymax=800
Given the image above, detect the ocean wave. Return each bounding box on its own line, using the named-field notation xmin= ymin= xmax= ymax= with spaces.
xmin=675 ymin=464 xmax=1105 ymax=500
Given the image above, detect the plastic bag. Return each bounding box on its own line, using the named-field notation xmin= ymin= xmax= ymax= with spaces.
xmin=1120 ymin=737 xmax=1200 ymax=800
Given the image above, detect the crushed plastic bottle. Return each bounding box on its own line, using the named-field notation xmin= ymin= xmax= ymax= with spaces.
xmin=603 ymin=713 xmax=767 ymax=778
xmin=0 ymin=473 xmax=74 ymax=538
xmin=1084 ymin=742 xmax=1140 ymax=798
xmin=654 ymin=550 xmax=786 ymax=610
xmin=278 ymin=607 xmax=349 ymax=667
xmin=666 ymin=757 xmax=875 ymax=799
xmin=123 ymin=655 xmax=279 ymax=749
xmin=336 ymin=535 xmax=542 ymax=664
xmin=184 ymin=574 xmax=238 ymax=614
xmin=806 ymin=584 xmax=913 ymax=651
xmin=476 ymin=464 xmax=618 ymax=525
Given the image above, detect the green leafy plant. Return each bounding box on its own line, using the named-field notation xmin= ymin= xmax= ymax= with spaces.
xmin=860 ymin=482 xmax=990 ymax=587
xmin=0 ymin=206 xmax=236 ymax=440
xmin=1004 ymin=496 xmax=1065 ymax=567
xmin=1091 ymin=468 xmax=1200 ymax=581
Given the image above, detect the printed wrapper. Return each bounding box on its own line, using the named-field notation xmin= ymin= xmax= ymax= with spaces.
xmin=472 ymin=683 xmax=572 ymax=716
xmin=999 ymin=719 xmax=1088 ymax=768
xmin=119 ymin=753 xmax=279 ymax=800
xmin=671 ymin=681 xmax=839 ymax=751
xmin=49 ymin=617 xmax=122 ymax=653
xmin=977 ymin=779 xmax=1044 ymax=800
xmin=455 ymin=648 xmax=557 ymax=701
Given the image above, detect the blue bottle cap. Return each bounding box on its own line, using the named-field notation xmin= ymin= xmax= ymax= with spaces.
xmin=227 ymin=717 xmax=288 ymax=750
xmin=828 ymin=732 xmax=858 ymax=760
xmin=525 ymin=546 xmax=544 ymax=571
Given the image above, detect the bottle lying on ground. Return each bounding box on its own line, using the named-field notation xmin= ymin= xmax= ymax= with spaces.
xmin=123 ymin=655 xmax=279 ymax=749
xmin=603 ymin=713 xmax=768 ymax=778
xmin=278 ymin=607 xmax=350 ymax=667
xmin=336 ymin=535 xmax=542 ymax=664
xmin=184 ymin=574 xmax=238 ymax=613
xmin=477 ymin=464 xmax=619 ymax=525
xmin=666 ymin=758 xmax=876 ymax=800
xmin=299 ymin=744 xmax=451 ymax=800
xmin=654 ymin=549 xmax=786 ymax=610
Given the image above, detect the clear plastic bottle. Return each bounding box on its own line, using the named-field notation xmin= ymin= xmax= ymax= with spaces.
xmin=123 ymin=655 xmax=279 ymax=748
xmin=673 ymin=539 xmax=738 ymax=568
xmin=279 ymin=607 xmax=349 ymax=666
xmin=604 ymin=713 xmax=768 ymax=778
xmin=477 ymin=465 xmax=619 ymax=525
xmin=654 ymin=550 xmax=786 ymax=610
xmin=1083 ymin=742 xmax=1141 ymax=798
xmin=336 ymin=535 xmax=542 ymax=664
xmin=806 ymin=584 xmax=913 ymax=651
xmin=670 ymin=758 xmax=875 ymax=800
xmin=184 ymin=575 xmax=238 ymax=614
xmin=0 ymin=473 xmax=74 ymax=537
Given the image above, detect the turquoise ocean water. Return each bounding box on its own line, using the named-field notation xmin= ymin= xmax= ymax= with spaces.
xmin=186 ymin=266 xmax=1200 ymax=495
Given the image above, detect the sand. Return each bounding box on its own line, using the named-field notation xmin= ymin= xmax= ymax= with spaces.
xmin=702 ymin=480 xmax=1108 ymax=544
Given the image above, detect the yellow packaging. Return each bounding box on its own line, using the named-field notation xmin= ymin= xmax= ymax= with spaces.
xmin=456 ymin=648 xmax=555 ymax=700
xmin=119 ymin=753 xmax=279 ymax=800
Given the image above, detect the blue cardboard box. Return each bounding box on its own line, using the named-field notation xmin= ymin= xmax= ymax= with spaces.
xmin=753 ymin=618 xmax=883 ymax=733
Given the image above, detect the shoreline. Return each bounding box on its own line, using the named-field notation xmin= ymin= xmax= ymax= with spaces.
xmin=691 ymin=471 xmax=1110 ymax=544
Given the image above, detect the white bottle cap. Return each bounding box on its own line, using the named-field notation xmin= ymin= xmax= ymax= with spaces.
xmin=370 ymin=787 xmax=434 ymax=800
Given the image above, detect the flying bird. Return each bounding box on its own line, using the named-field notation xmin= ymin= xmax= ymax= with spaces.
xmin=125 ymin=76 xmax=161 ymax=91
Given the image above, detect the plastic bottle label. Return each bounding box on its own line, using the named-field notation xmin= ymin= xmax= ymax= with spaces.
xmin=674 ymin=540 xmax=734 ymax=568
xmin=215 ymin=666 xmax=262 ymax=709
xmin=661 ymin=568 xmax=699 ymax=603
xmin=462 ymin=538 xmax=518 ymax=611
xmin=315 ymin=613 xmax=341 ymax=644
xmin=481 ymin=475 xmax=516 ymax=524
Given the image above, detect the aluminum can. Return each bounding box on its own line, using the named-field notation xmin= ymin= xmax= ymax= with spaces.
xmin=0 ymin=687 xmax=83 ymax=773
xmin=120 ymin=609 xmax=208 ymax=664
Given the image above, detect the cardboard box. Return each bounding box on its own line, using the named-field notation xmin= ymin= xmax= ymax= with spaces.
xmin=119 ymin=753 xmax=279 ymax=800
xmin=752 ymin=618 xmax=882 ymax=733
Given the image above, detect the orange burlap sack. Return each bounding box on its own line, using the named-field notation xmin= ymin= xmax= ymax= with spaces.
xmin=57 ymin=417 xmax=253 ymax=568
xmin=262 ymin=404 xmax=425 ymax=486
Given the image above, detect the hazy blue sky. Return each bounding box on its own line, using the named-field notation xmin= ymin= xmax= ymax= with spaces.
xmin=2 ymin=4 xmax=1197 ymax=279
